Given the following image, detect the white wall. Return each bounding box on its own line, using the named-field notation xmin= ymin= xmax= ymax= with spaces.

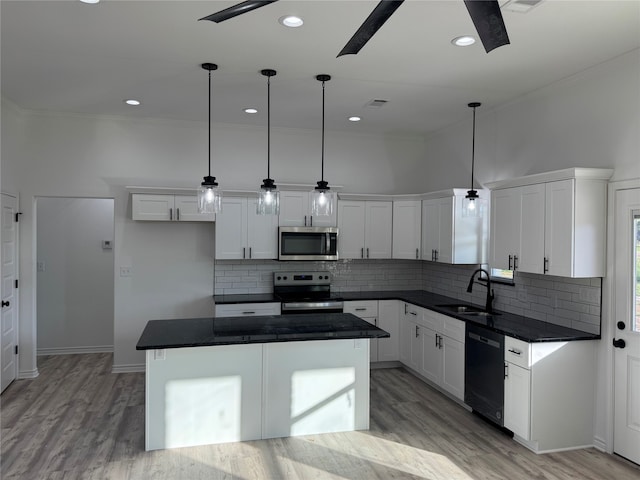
xmin=36 ymin=197 xmax=114 ymax=354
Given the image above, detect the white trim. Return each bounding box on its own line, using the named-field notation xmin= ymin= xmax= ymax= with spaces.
xmin=112 ymin=363 xmax=145 ymax=373
xmin=485 ymin=168 xmax=614 ymax=190
xmin=37 ymin=345 xmax=114 ymax=356
xmin=18 ymin=368 xmax=39 ymax=379
xmin=593 ymin=435 xmax=608 ymax=453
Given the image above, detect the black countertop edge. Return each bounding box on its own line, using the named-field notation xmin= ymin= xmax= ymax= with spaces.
xmin=136 ymin=313 xmax=390 ymax=350
xmin=214 ymin=290 xmax=600 ymax=343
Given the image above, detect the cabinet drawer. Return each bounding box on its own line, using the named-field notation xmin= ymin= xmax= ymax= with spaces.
xmin=505 ymin=336 xmax=531 ymax=368
xmin=442 ymin=316 xmax=465 ymax=343
xmin=344 ymin=300 xmax=378 ymax=317
xmin=215 ymin=302 xmax=281 ymax=318
xmin=421 ymin=308 xmax=445 ymax=332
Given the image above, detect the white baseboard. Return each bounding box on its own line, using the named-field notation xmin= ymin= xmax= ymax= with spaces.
xmin=37 ymin=345 xmax=114 ymax=356
xmin=593 ymin=435 xmax=608 ymax=453
xmin=18 ymin=368 xmax=39 ymax=379
xmin=112 ymin=363 xmax=145 ymax=373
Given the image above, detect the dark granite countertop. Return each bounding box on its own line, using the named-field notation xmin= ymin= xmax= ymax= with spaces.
xmin=214 ymin=290 xmax=600 ymax=343
xmin=136 ymin=313 xmax=390 ymax=350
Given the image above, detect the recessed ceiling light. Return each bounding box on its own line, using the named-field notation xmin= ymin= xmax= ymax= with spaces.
xmin=79 ymin=0 xmax=100 ymax=4
xmin=124 ymin=99 xmax=141 ymax=106
xmin=348 ymin=116 xmax=361 ymax=122
xmin=244 ymin=108 xmax=258 ymax=114
xmin=278 ymin=15 xmax=303 ymax=28
xmin=452 ymin=35 xmax=476 ymax=47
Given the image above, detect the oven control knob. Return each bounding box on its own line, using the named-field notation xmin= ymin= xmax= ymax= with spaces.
xmin=283 ymin=276 xmax=288 ymax=280
xmin=277 ymin=276 xmax=281 ymax=280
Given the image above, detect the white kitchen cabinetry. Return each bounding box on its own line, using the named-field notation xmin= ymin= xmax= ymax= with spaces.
xmin=344 ymin=300 xmax=379 ymax=362
xmin=337 ymin=200 xmax=392 ymax=259
xmin=503 ymin=336 xmax=597 ymax=453
xmin=215 ymin=197 xmax=279 ymax=260
xmin=345 ymin=299 xmax=400 ymax=363
xmin=392 ymin=200 xmax=421 ymax=259
xmin=279 ymin=191 xmax=337 ymax=227
xmin=399 ymin=302 xmax=423 ymax=370
xmin=421 ymin=190 xmax=487 ymax=264
xmin=132 ymin=194 xmax=215 ymax=222
xmin=488 ymin=168 xmax=612 ymax=277
xmin=215 ymin=302 xmax=281 ymax=318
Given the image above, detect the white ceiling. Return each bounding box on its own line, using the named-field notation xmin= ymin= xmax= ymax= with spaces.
xmin=2 ymin=0 xmax=639 ymax=136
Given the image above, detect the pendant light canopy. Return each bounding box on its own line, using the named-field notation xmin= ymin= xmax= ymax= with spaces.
xmin=257 ymin=69 xmax=280 ymax=215
xmin=197 ymin=63 xmax=223 ymax=213
xmin=463 ymin=102 xmax=482 ymax=218
xmin=310 ymin=74 xmax=334 ymax=217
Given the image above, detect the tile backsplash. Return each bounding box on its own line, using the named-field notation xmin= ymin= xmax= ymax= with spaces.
xmin=215 ymin=259 xmax=601 ymax=335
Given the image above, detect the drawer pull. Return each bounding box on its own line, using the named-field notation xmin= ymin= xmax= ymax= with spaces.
xmin=508 ymin=348 xmax=522 ymax=356
xmin=409 ymin=311 xmax=417 ymax=316
xmin=355 ymin=308 xmax=367 ymax=311
xmin=242 ymin=311 xmax=256 ymax=315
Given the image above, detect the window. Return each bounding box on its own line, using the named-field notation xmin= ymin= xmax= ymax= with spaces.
xmin=491 ymin=267 xmax=514 ymax=284
xmin=634 ymin=213 xmax=640 ymax=331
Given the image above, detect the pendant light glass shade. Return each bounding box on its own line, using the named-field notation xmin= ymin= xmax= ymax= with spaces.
xmin=197 ymin=63 xmax=222 ymax=214
xmin=257 ymin=69 xmax=280 ymax=215
xmin=463 ymin=102 xmax=482 ymax=218
xmin=310 ymin=74 xmax=334 ymax=217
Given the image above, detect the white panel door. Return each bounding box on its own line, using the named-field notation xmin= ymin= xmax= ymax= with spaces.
xmin=613 ymin=187 xmax=640 ymax=464
xmin=215 ymin=197 xmax=248 ymax=260
xmin=174 ymin=195 xmax=215 ymax=222
xmin=337 ymin=201 xmax=365 ymax=259
xmin=544 ymin=180 xmax=574 ymax=276
xmin=247 ymin=198 xmax=278 ymax=259
xmin=1 ymin=194 xmax=18 ymax=393
xmin=365 ymin=201 xmax=392 ymax=259
xmin=490 ymin=188 xmax=520 ymax=270
xmin=518 ymin=184 xmax=546 ymax=274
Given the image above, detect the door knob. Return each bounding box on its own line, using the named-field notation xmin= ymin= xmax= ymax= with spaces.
xmin=613 ymin=338 xmax=626 ymax=349
xmin=617 ymin=321 xmax=626 ymax=330
xmin=1 ymin=300 xmax=9 ymax=307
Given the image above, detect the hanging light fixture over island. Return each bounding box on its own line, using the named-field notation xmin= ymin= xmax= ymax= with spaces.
xmin=256 ymin=69 xmax=280 ymax=215
xmin=310 ymin=74 xmax=334 ymax=217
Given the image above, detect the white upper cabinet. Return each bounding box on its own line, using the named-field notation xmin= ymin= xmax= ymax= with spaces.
xmin=215 ymin=196 xmax=278 ymax=260
xmin=421 ymin=190 xmax=487 ymax=264
xmin=338 ymin=200 xmax=392 ymax=259
xmin=392 ymin=200 xmax=422 ymax=259
xmin=132 ymin=194 xmax=215 ymax=222
xmin=488 ymin=168 xmax=612 ymax=277
xmin=279 ymin=190 xmax=336 ymax=227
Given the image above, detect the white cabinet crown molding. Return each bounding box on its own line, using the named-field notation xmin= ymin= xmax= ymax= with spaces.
xmin=485 ymin=168 xmax=614 ymax=191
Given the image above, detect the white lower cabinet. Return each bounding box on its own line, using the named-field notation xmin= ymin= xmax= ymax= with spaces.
xmin=344 ymin=300 xmax=399 ymax=363
xmin=215 ymin=303 xmax=281 ymax=318
xmin=503 ymin=336 xmax=597 ymax=453
xmin=399 ymin=302 xmax=423 ymax=370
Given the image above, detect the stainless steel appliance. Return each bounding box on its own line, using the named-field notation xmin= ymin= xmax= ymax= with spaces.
xmin=278 ymin=227 xmax=338 ymax=261
xmin=465 ymin=323 xmax=505 ymax=426
xmin=273 ymin=271 xmax=343 ymax=314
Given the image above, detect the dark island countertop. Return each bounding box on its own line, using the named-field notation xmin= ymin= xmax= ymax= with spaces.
xmin=136 ymin=312 xmax=390 ymax=350
xmin=214 ymin=290 xmax=600 ymax=343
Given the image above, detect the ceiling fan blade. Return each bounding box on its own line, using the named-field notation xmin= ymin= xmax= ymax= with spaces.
xmin=199 ymin=0 xmax=279 ymax=23
xmin=337 ymin=0 xmax=405 ymax=57
xmin=463 ymin=0 xmax=510 ymax=53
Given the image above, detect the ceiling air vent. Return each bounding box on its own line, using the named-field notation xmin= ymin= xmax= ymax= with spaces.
xmin=502 ymin=0 xmax=544 ymax=13
xmin=365 ymin=99 xmax=388 ymax=108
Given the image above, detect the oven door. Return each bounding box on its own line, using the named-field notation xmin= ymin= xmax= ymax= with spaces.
xmin=281 ymin=301 xmax=344 ymax=315
xmin=279 ymin=227 xmax=338 ymax=261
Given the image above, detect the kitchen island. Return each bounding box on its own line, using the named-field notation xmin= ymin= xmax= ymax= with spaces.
xmin=136 ymin=313 xmax=389 ymax=451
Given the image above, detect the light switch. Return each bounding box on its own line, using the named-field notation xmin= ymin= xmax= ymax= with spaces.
xmin=119 ymin=266 xmax=132 ymax=277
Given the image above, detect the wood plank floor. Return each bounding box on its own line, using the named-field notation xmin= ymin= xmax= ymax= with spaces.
xmin=1 ymin=354 xmax=638 ymax=480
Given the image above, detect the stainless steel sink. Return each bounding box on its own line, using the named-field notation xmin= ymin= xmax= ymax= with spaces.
xmin=461 ymin=311 xmax=501 ymax=317
xmin=435 ymin=304 xmax=501 ymax=316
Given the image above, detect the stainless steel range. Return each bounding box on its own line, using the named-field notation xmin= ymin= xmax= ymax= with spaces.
xmin=273 ymin=271 xmax=343 ymax=315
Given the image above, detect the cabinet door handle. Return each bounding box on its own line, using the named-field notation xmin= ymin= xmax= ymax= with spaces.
xmin=504 ymin=362 xmax=509 ymax=379
xmin=304 ymin=215 xmax=307 ymax=226
xmin=438 ymin=335 xmax=443 ymax=349
xmin=434 ymin=249 xmax=438 ymax=261
xmin=543 ymin=257 xmax=549 ymax=273
xmin=243 ymin=247 xmax=246 ymax=259
xmin=169 ymin=208 xmax=173 ymax=221
xmin=416 ymin=248 xmax=419 ymax=259
xmin=435 ymin=333 xmax=439 ymax=347
xmin=367 ymin=247 xmax=370 ymax=258
xmin=508 ymin=348 xmax=522 ymax=356
xmin=176 ymin=208 xmax=180 ymax=221
xmin=310 ymin=216 xmax=313 ymax=226
xmin=415 ymin=325 xmax=419 ymax=338
xmin=409 ymin=311 xmax=417 ymax=316
xmin=361 ymin=247 xmax=364 ymax=259
xmin=508 ymin=254 xmax=513 ymax=270
xmin=249 ymin=247 xmax=252 ymax=259
xmin=404 ymin=303 xmax=408 ymax=315
xmin=513 ymin=255 xmax=519 ymax=270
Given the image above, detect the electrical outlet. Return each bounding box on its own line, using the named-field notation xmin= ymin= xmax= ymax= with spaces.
xmin=37 ymin=261 xmax=46 ymax=272
xmin=119 ymin=266 xmax=132 ymax=277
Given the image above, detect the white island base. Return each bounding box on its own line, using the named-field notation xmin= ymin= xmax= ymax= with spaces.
xmin=145 ymin=339 xmax=370 ymax=451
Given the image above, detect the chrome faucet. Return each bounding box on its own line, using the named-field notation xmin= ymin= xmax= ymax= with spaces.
xmin=466 ymin=268 xmax=494 ymax=314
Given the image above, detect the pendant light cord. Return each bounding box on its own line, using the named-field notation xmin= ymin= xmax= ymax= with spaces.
xmin=470 ymin=104 xmax=476 ymax=190
xmin=208 ymin=68 xmax=212 ymax=178
xmin=321 ymin=79 xmax=326 ymax=182
xmin=267 ymin=74 xmax=271 ymax=179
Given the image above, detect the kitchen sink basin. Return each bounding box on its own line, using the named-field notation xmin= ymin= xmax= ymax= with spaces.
xmin=435 ymin=304 xmax=501 ymax=316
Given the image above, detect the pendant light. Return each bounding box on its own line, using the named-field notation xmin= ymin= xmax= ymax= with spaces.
xmin=463 ymin=101 xmax=482 ymax=218
xmin=310 ymin=74 xmax=334 ymax=217
xmin=257 ymin=69 xmax=280 ymax=215
xmin=197 ymin=63 xmax=222 ymax=214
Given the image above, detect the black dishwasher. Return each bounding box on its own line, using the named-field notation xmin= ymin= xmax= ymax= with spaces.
xmin=465 ymin=323 xmax=505 ymax=426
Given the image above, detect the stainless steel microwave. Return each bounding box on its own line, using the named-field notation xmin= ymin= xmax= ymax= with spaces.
xmin=279 ymin=227 xmax=339 ymax=261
